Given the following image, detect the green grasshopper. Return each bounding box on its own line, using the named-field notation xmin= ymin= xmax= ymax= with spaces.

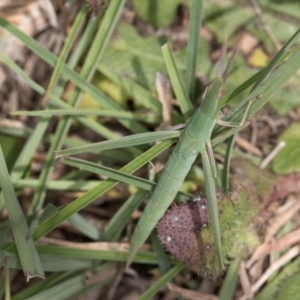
xmin=127 ymin=43 xmax=261 ymax=270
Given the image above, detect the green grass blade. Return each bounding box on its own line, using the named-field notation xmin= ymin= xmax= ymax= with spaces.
xmin=30 ymin=140 xmax=174 ymax=242
xmin=12 ymin=272 xmax=67 ymax=300
xmin=45 ymin=3 xmax=88 ymax=97
xmin=29 ymin=0 xmax=128 ymax=216
xmin=211 ymin=120 xmax=251 ymax=147
xmin=0 ymin=145 xmax=44 ymax=280
xmin=0 ymin=22 xmax=92 ymax=220
xmin=62 ymin=156 xmax=155 ymax=194
xmin=67 ymin=15 xmax=99 ymax=69
xmin=0 ymin=53 xmax=117 ymax=186
xmin=3 ymin=243 xmax=160 ymax=265
xmin=214 ymin=45 xmax=300 ymax=141
xmin=60 ymin=157 xmax=192 ymax=201
xmin=220 ymin=29 xmax=300 ymax=108
xmin=151 ymin=229 xmax=172 ymax=275
xmin=4 ymin=139 xmax=177 ymax=258
xmin=37 ymin=245 xmax=159 ymax=264
xmin=251 ymin=27 xmax=300 ymax=91
xmin=22 ymin=5 xmax=87 ymax=215
xmin=222 ymin=133 xmax=236 ymax=192
xmin=68 ymin=213 xmax=102 ymax=240
xmin=220 ymin=70 xmax=262 ymax=107
xmin=4 ymin=256 xmax=10 ymax=300
xmin=98 ymin=65 xmax=162 ymax=113
xmin=104 ymin=189 xmax=148 ymax=241
xmin=0 ymin=15 xmax=147 ymax=134
xmin=55 ymin=131 xmax=179 ymax=157
xmin=37 ymin=204 xmax=59 ymax=224
xmin=80 ymin=0 xmax=126 ymax=80
xmin=186 ymin=0 xmax=203 ymax=101
xmin=0 ymin=51 xmax=53 ymax=180
xmin=0 ymin=124 xmax=133 ymax=159
xmin=201 ymin=149 xmax=223 ymax=269
xmin=24 ymin=264 xmax=114 ymax=300
xmin=218 ymin=258 xmax=240 ymax=300
xmin=12 ymin=179 xmax=102 ymax=191
xmin=231 ymin=46 xmax=300 ymax=121
xmin=11 ymin=109 xmax=159 ymax=123
xmin=47 ymin=94 xmax=122 ymax=140
xmin=162 ymin=43 xmax=193 ymax=119
xmin=139 ymin=264 xmax=184 ymax=300
xmin=3 ymin=251 xmax=93 ymax=272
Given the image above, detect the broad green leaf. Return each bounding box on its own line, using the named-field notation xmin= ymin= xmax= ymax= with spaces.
xmin=203 ymin=2 xmax=300 ymax=115
xmin=100 ymin=23 xmax=168 ymax=92
xmin=204 ymin=3 xmax=253 ymax=43
xmin=260 ymin=0 xmax=300 ymax=20
xmin=272 ymin=123 xmax=300 ymax=174
xmin=246 ymin=12 xmax=299 ymax=51
xmin=270 ymin=75 xmax=300 ymax=115
xmin=100 ymin=23 xmax=210 ymax=93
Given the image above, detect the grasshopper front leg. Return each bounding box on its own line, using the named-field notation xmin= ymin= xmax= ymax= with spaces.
xmin=207 ymin=93 xmax=263 ymax=172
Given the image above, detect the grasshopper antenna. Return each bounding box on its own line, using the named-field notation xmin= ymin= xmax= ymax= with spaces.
xmin=222 ymin=43 xmax=240 ymax=83
xmin=215 ymin=36 xmax=228 ymax=78
xmin=215 ymin=37 xmax=241 ymax=98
